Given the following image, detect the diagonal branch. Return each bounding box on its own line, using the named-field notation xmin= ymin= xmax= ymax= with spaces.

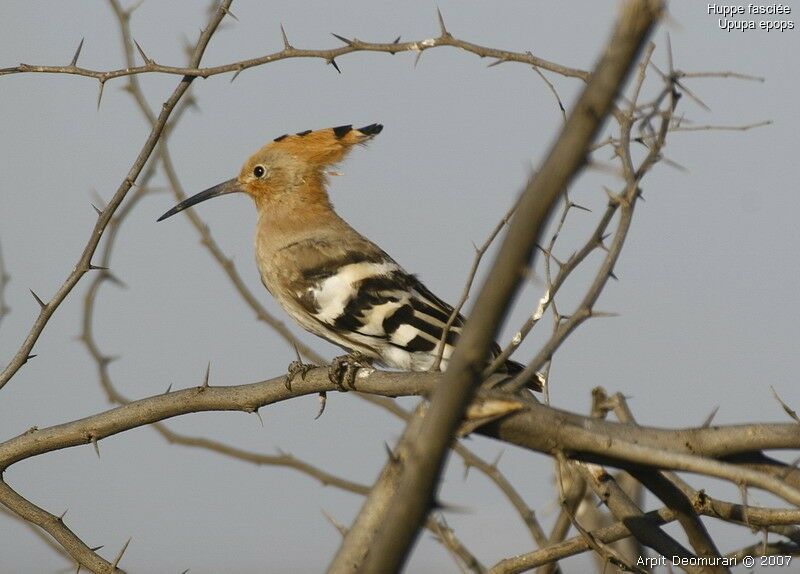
xmin=0 ymin=0 xmax=236 ymax=392
xmin=0 ymin=480 xmax=121 ymax=573
xmin=331 ymin=4 xmax=665 ymax=573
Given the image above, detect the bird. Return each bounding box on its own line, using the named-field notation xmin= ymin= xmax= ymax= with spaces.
xmin=158 ymin=124 xmax=537 ymax=389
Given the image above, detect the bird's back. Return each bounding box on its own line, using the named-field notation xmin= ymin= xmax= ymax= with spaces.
xmin=258 ymin=215 xmax=527 ymax=380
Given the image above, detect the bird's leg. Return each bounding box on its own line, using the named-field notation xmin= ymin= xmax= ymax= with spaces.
xmin=328 ymin=351 xmax=372 ymax=390
xmin=284 ymin=343 xmax=320 ymax=391
xmin=284 ymin=359 xmax=318 ymax=391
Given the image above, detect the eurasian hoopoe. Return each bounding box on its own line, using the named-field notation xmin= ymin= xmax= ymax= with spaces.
xmin=159 ymin=124 xmax=534 ymax=387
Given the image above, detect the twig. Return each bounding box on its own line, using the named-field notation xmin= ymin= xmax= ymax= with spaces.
xmin=432 ymin=199 xmax=519 ymax=370
xmin=0 ymin=480 xmax=121 ymax=573
xmin=578 ymin=463 xmax=698 ymax=570
xmin=0 ymin=0 xmax=236 ymax=391
xmin=537 ymin=461 xmax=587 ymax=574
xmin=1 ymin=22 xmax=589 ymax=84
xmin=489 ymin=507 xmax=678 ymax=574
xmin=508 ymin=46 xmax=677 ymax=393
xmin=0 ymin=504 xmax=73 ymax=567
xmin=332 ymin=4 xmax=665 ymax=572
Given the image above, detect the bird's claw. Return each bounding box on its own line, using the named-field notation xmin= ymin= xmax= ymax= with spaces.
xmin=285 ymin=359 xmax=317 ymax=391
xmin=328 ymin=352 xmax=370 ymax=390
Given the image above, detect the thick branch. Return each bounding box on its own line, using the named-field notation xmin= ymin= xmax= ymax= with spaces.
xmin=332 ymin=4 xmax=665 ymax=572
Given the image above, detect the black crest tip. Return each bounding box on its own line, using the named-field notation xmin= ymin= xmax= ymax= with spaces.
xmin=273 ymin=134 xmax=288 ymax=142
xmin=357 ymin=123 xmax=383 ymax=136
xmin=333 ymin=124 xmax=353 ymax=138
xmin=296 ymin=129 xmax=312 ymax=137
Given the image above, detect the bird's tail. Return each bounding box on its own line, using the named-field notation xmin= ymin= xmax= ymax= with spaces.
xmin=501 ymin=359 xmax=542 ymax=392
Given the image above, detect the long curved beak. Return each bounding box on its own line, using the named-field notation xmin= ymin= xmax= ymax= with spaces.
xmin=157 ymin=178 xmax=243 ymax=222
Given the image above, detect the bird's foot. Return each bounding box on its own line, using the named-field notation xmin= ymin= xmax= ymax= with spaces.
xmin=328 ymin=351 xmax=371 ymax=391
xmin=285 ymin=359 xmax=317 ymax=391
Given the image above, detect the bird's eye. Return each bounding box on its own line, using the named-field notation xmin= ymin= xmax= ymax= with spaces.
xmin=253 ymin=165 xmax=267 ymax=178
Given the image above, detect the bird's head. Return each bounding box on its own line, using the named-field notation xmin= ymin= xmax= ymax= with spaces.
xmin=157 ymin=123 xmax=383 ymax=222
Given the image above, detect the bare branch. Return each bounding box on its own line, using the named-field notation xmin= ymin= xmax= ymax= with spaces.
xmin=0 ymin=481 xmax=121 ymax=573
xmin=1 ymin=27 xmax=589 ymax=85
xmin=0 ymin=0 xmax=235 ymax=391
xmin=333 ymin=4 xmax=665 ymax=572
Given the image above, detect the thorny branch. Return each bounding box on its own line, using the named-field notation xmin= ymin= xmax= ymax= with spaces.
xmin=0 ymin=2 xmax=235 ymax=571
xmin=0 ymin=480 xmax=124 ymax=573
xmin=73 ymin=6 xmax=524 ymax=569
xmin=335 ymin=4 xmax=665 ymax=573
xmin=2 ymin=2 xmax=792 ymax=572
xmin=0 ymin=10 xmax=589 ymax=85
xmin=0 ymin=0 xmax=236 ymax=392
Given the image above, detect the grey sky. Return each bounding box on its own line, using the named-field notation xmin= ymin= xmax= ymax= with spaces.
xmin=1 ymin=1 xmax=798 ymax=572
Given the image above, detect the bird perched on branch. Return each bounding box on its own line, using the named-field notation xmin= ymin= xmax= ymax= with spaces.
xmin=158 ymin=124 xmax=535 ymax=389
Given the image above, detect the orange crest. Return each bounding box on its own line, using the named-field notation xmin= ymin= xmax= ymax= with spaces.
xmin=264 ymin=123 xmax=383 ymax=168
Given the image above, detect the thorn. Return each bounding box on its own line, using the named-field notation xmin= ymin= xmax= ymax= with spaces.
xmin=96 ymin=80 xmax=105 ymax=110
xmin=70 ymin=38 xmax=85 ymax=67
xmin=59 ymin=508 xmax=69 ymax=521
xmin=90 ymin=435 xmax=100 ymax=459
xmin=569 ymin=201 xmax=592 ymax=213
xmin=770 ymin=386 xmax=800 ymax=423
xmin=414 ymin=50 xmax=424 ymax=68
xmin=202 ymin=362 xmax=211 ymax=389
xmin=487 ymin=58 xmax=508 ymax=68
xmin=89 ymin=545 xmax=104 ymax=552
xmin=29 ymin=289 xmax=46 ymax=309
xmin=26 ymin=354 xmax=37 ymax=361
xmin=462 ymin=461 xmax=471 ymax=480
xmin=436 ymin=8 xmax=450 ymax=37
xmin=221 ymin=5 xmax=238 ymax=22
xmin=111 ymin=537 xmax=131 ymax=569
xmin=164 ymin=383 xmax=172 ymax=395
xmin=230 ymin=66 xmax=244 ymax=83
xmin=132 ymin=39 xmax=151 ymax=65
xmin=88 ymin=263 xmax=109 ymax=271
xmin=323 ymin=55 xmax=342 ymax=73
xmin=589 ymin=310 xmax=619 ymax=319
xmin=254 ymin=409 xmax=264 ymax=427
xmin=90 ymin=189 xmax=107 ymax=211
xmin=280 ymin=24 xmax=292 ymax=49
xmin=315 ymin=392 xmax=327 ymax=420
xmin=491 ymin=449 xmax=505 ymax=470
xmin=322 ymin=509 xmax=349 ymax=537
xmin=608 ymin=270 xmax=618 ymax=281
xmin=384 ymin=442 xmax=400 ymax=464
xmin=392 ymin=36 xmax=401 ymax=44
xmin=331 ymin=33 xmax=353 ymax=46
xmin=701 ymin=405 xmax=719 ymax=428
xmin=100 ymin=354 xmax=120 ymax=366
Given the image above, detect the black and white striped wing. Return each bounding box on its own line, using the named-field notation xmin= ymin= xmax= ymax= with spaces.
xmin=295 ymin=254 xmax=462 ymax=370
